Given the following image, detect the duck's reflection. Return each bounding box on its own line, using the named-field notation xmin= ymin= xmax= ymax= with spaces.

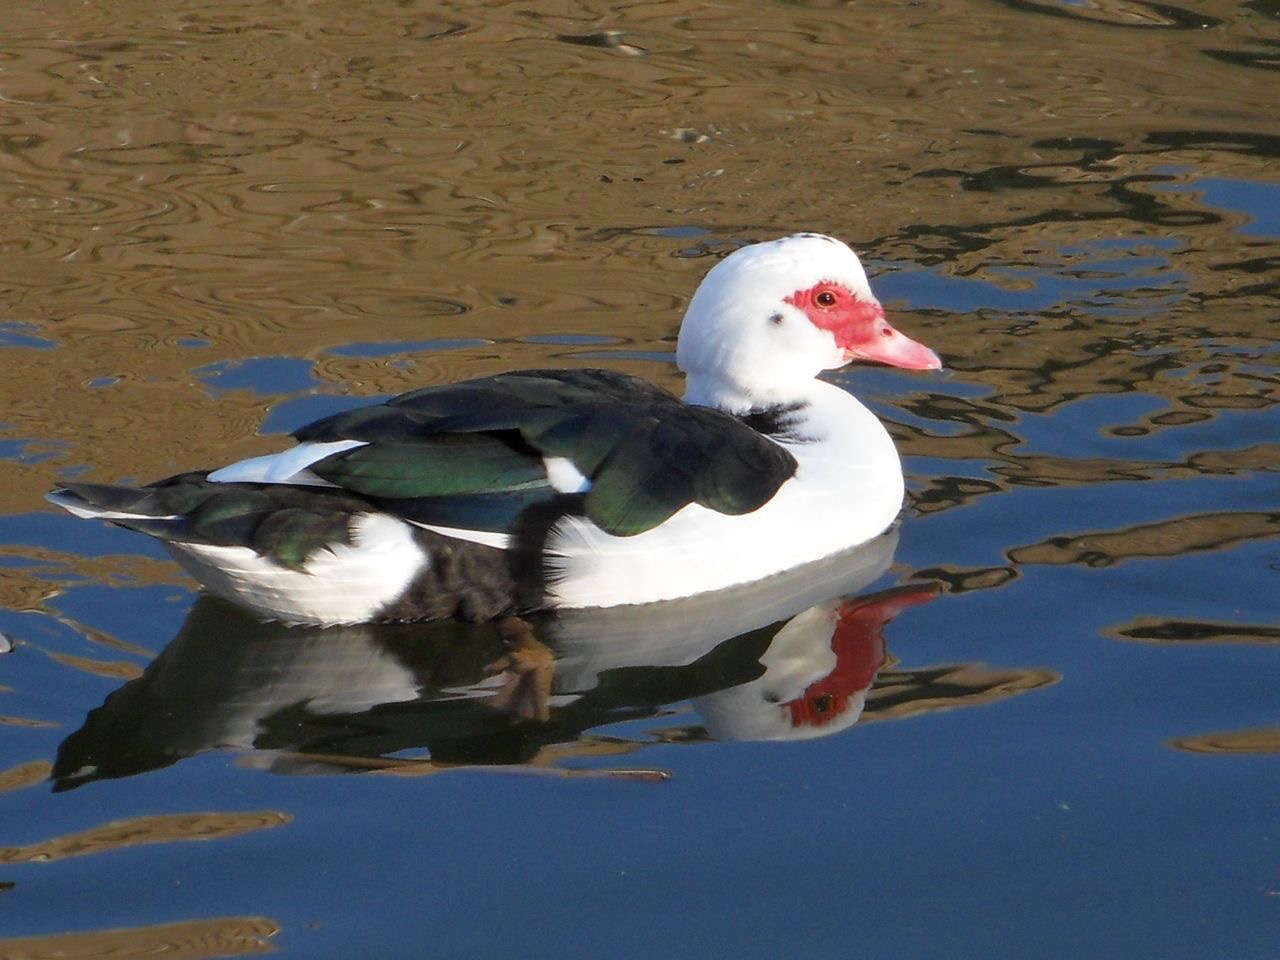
xmin=52 ymin=531 xmax=1056 ymax=790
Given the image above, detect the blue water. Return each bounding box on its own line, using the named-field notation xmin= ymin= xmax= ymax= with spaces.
xmin=5 ymin=236 xmax=1276 ymax=956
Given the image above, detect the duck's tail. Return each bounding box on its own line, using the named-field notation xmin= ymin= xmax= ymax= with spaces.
xmin=48 ymin=480 xmax=188 ymax=532
xmin=47 ymin=474 xmax=521 ymax=625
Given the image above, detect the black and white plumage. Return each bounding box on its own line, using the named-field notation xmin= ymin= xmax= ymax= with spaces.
xmin=49 ymin=234 xmax=941 ymax=625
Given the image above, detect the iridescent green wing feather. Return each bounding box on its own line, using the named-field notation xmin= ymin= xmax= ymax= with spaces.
xmin=57 ymin=476 xmax=361 ymax=571
xmin=294 ymin=369 xmax=797 ymax=537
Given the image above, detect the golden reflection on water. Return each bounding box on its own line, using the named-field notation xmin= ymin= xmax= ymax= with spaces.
xmin=1110 ymin=617 xmax=1280 ymax=645
xmin=0 ymin=810 xmax=291 ymax=863
xmin=1009 ymin=510 xmax=1279 ymax=566
xmin=1170 ymin=726 xmax=1280 ymax=754
xmin=0 ymin=546 xmax=182 ymax=613
xmin=916 ymin=509 xmax=1278 ymax=598
xmin=0 ymin=916 xmax=279 ymax=959
xmin=45 ymin=651 xmax=143 ymax=681
xmin=2 ymin=0 xmax=1275 ymax=510
xmin=0 ymin=3 xmax=1274 ymax=951
xmin=0 ymin=761 xmax=54 ymax=792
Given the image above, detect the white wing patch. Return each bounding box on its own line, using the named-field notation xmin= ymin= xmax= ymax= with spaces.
xmin=207 ymin=440 xmax=365 ymax=485
xmin=542 ymin=456 xmax=592 ymax=494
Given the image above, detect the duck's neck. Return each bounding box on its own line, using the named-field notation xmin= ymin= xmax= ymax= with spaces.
xmin=683 ymin=371 xmax=807 ymax=415
xmin=683 ymin=374 xmax=865 ymax=444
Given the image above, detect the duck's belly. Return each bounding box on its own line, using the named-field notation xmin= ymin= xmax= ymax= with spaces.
xmin=163 ymin=513 xmax=429 ymax=624
xmin=543 ymin=463 xmax=904 ymax=609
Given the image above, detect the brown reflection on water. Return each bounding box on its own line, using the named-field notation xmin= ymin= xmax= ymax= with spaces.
xmin=0 ymin=761 xmax=53 ymax=793
xmin=0 ymin=716 xmax=58 ymax=732
xmin=1170 ymin=727 xmax=1280 ymax=755
xmin=1110 ymin=617 xmax=1280 ymax=645
xmin=46 ymin=651 xmax=143 ymax=681
xmin=864 ymin=661 xmax=1059 ymax=721
xmin=917 ymin=510 xmax=1279 ymax=593
xmin=915 ymin=444 xmax=1280 ymax=515
xmin=1009 ymin=510 xmax=1280 ymax=566
xmin=991 ymin=0 xmax=1224 ymax=29
xmin=0 ymin=547 xmax=181 ymax=613
xmin=0 ymin=916 xmax=279 ymax=959
xmin=0 ymin=0 xmax=1274 ymax=512
xmin=0 ymin=810 xmax=290 ymax=863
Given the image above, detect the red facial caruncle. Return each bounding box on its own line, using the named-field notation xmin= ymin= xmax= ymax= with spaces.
xmin=785 ymin=584 xmax=939 ymax=729
xmin=784 ymin=282 xmax=942 ymax=371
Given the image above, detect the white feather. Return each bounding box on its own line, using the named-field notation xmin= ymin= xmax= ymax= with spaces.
xmin=164 ymin=513 xmax=428 ymax=625
xmin=542 ymin=456 xmax=591 ymax=494
xmin=45 ymin=490 xmax=178 ymax=522
xmin=207 ymin=440 xmax=365 ymax=484
xmin=677 ymin=234 xmax=876 ymax=411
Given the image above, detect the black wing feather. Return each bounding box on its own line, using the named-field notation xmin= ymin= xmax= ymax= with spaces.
xmin=291 ymin=369 xmax=797 ymax=537
xmin=308 ymin=434 xmax=547 ymax=499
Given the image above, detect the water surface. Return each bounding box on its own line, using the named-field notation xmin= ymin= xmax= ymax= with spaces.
xmin=1 ymin=0 xmax=1276 ymax=957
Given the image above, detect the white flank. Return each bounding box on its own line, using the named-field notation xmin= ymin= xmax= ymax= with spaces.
xmin=542 ymin=456 xmax=591 ymax=494
xmin=164 ymin=513 xmax=428 ymax=625
xmin=207 ymin=440 xmax=365 ymax=484
xmin=544 ymin=380 xmax=904 ymax=608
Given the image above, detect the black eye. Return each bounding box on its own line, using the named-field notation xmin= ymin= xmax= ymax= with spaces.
xmin=815 ymin=291 xmax=837 ymax=307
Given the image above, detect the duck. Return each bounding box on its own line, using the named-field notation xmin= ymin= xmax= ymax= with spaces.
xmin=48 ymin=233 xmax=941 ymax=625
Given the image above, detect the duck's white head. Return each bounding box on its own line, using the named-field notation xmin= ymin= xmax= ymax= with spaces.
xmin=676 ymin=233 xmax=941 ymax=410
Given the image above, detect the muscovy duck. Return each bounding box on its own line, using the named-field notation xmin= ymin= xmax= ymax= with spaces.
xmin=48 ymin=233 xmax=941 ymax=624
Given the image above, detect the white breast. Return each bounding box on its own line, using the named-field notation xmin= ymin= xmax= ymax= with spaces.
xmin=543 ymin=383 xmax=904 ymax=608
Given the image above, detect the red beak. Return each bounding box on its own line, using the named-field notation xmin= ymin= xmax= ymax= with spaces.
xmin=845 ymin=312 xmax=942 ymax=371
